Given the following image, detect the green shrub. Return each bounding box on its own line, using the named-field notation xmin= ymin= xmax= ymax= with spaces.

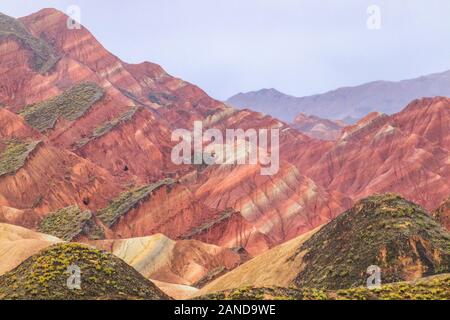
xmin=20 ymin=82 xmax=104 ymax=132
xmin=182 ymin=208 xmax=235 ymax=239
xmin=38 ymin=206 xmax=93 ymax=241
xmin=97 ymin=178 xmax=177 ymax=227
xmin=0 ymin=140 xmax=40 ymax=177
xmin=74 ymin=106 xmax=139 ymax=149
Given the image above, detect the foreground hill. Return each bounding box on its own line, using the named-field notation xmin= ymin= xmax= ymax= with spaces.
xmin=0 ymin=223 xmax=245 ymax=298
xmin=0 ymin=243 xmax=170 ymax=300
xmin=227 ymin=69 xmax=450 ymax=121
xmin=198 ymin=274 xmax=450 ymax=300
xmin=197 ymin=194 xmax=450 ymax=295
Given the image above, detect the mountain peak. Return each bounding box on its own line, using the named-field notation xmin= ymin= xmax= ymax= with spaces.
xmin=293 ymin=193 xmax=450 ymax=289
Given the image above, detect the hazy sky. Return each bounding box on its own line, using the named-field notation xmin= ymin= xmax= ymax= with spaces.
xmin=1 ymin=0 xmax=450 ymax=100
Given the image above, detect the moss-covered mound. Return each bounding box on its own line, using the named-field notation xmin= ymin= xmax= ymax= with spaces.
xmin=0 ymin=140 xmax=40 ymax=177
xmin=292 ymin=194 xmax=450 ymax=290
xmin=38 ymin=206 xmax=95 ymax=241
xmin=0 ymin=243 xmax=170 ymax=300
xmin=97 ymin=178 xmax=177 ymax=227
xmin=75 ymin=106 xmax=140 ymax=149
xmin=0 ymin=12 xmax=58 ymax=73
xmin=198 ymin=274 xmax=450 ymax=300
xmin=20 ymin=82 xmax=104 ymax=132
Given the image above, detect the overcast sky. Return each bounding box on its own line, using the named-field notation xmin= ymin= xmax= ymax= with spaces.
xmin=1 ymin=0 xmax=450 ymax=100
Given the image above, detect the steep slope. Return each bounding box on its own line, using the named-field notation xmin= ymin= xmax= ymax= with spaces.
xmin=194 ymin=164 xmax=347 ymax=251
xmin=0 ymin=108 xmax=39 ymax=140
xmin=0 ymin=10 xmax=176 ymax=186
xmin=0 ymin=139 xmax=122 ymax=215
xmin=0 ymin=9 xmax=350 ymax=256
xmin=0 ymin=243 xmax=170 ymax=300
xmin=196 ymin=228 xmax=320 ymax=295
xmin=0 ymin=223 xmax=61 ymax=276
xmin=186 ymin=107 xmax=351 ymax=253
xmin=197 ymin=194 xmax=450 ymax=295
xmin=227 ymin=70 xmax=450 ymax=121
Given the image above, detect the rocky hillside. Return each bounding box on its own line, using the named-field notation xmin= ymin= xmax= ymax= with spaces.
xmin=0 ymin=9 xmax=350 ymax=257
xmin=297 ymin=97 xmax=450 ymax=212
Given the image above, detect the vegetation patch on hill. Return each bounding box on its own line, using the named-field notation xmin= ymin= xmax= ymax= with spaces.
xmin=20 ymin=82 xmax=104 ymax=132
xmin=291 ymin=194 xmax=450 ymax=290
xmin=97 ymin=178 xmax=177 ymax=227
xmin=181 ymin=208 xmax=236 ymax=239
xmin=0 ymin=140 xmax=40 ymax=177
xmin=38 ymin=206 xmax=93 ymax=241
xmin=0 ymin=12 xmax=59 ymax=73
xmin=74 ymin=106 xmax=140 ymax=149
xmin=197 ymin=287 xmax=328 ymax=300
xmin=333 ymin=274 xmax=450 ymax=300
xmin=0 ymin=243 xmax=170 ymax=300
xmin=198 ymin=274 xmax=450 ymax=300
xmin=148 ymin=92 xmax=179 ymax=106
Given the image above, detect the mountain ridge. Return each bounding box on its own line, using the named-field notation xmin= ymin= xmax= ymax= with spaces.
xmin=227 ymin=70 xmax=450 ymax=122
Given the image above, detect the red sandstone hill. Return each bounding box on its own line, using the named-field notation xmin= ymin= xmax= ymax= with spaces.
xmin=296 ymin=97 xmax=450 ymax=211
xmin=0 ymin=9 xmax=348 ymax=257
xmin=1 ymin=8 xmax=450 ymax=265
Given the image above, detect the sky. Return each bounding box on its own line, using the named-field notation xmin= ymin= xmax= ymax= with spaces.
xmin=1 ymin=0 xmax=450 ymax=100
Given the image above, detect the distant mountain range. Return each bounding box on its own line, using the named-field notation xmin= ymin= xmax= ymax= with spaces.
xmin=226 ymin=70 xmax=450 ymax=122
